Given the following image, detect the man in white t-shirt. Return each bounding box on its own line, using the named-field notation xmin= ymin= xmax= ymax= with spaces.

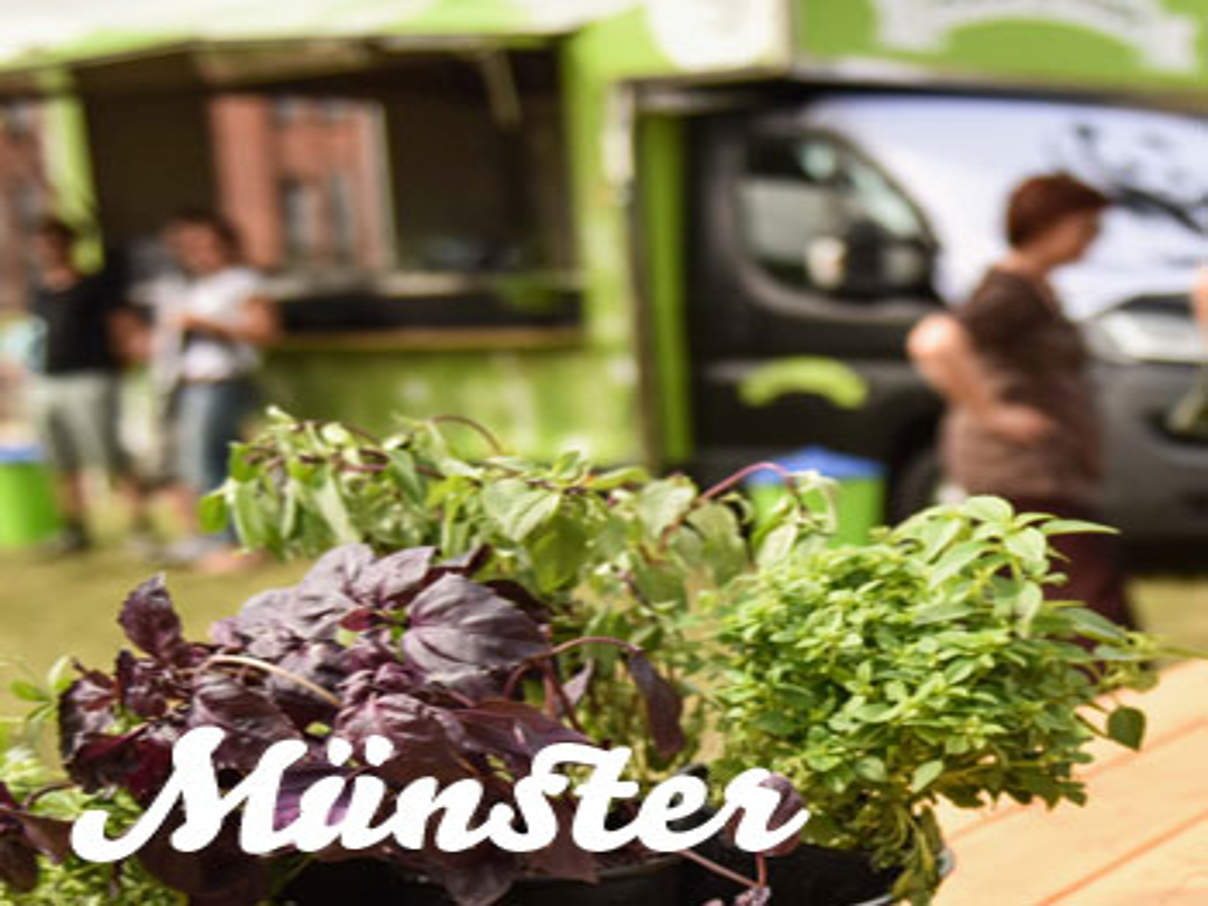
xmin=167 ymin=213 xmax=279 ymax=570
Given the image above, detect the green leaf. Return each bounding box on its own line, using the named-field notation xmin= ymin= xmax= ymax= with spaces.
xmin=387 ymin=449 xmax=425 ymax=501
xmin=910 ymin=759 xmax=945 ymax=793
xmin=854 ymin=756 xmax=888 ymax=782
xmin=312 ymin=476 xmax=360 ymax=544
xmin=636 ymin=479 xmax=696 ymax=537
xmin=198 ymin=491 xmax=230 ymax=534
xmin=918 ymin=515 xmax=963 ymax=562
xmin=1041 ymin=519 xmax=1119 ymax=536
xmin=529 ymin=515 xmax=589 ymax=593
xmin=9 ymin=679 xmax=47 ymax=703
xmin=929 ymin=540 xmax=986 ymax=586
xmin=590 ymin=466 xmax=649 ymax=490
xmin=1006 ymin=528 xmax=1049 ymax=566
xmin=1013 ymin=582 xmax=1045 ymax=636
xmin=482 ymin=478 xmax=561 ymax=542
xmin=231 ymin=481 xmax=272 ymax=548
xmin=755 ymin=522 xmax=797 ymax=569
xmin=963 ymin=496 xmax=1013 ymax=523
xmin=1106 ymin=706 xmax=1146 ymax=750
xmin=226 ymin=442 xmax=257 ymax=481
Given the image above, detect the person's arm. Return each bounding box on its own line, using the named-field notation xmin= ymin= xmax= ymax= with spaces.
xmin=907 ymin=312 xmax=1057 ymax=443
xmin=178 ymin=294 xmax=281 ymax=347
xmin=108 ymin=307 xmax=149 ymax=364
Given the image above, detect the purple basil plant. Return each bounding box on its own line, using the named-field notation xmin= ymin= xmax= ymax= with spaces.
xmin=54 ymin=543 xmax=702 ymax=906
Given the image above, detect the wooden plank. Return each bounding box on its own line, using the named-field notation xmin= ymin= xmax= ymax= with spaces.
xmin=936 ymin=661 xmax=1208 ymax=839
xmin=1053 ymin=809 xmax=1208 ymax=905
xmin=933 ymin=724 xmax=1208 ymax=905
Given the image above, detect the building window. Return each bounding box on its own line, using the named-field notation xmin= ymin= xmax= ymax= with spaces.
xmin=280 ymin=178 xmax=318 ymax=265
xmin=272 ymin=96 xmax=305 ymax=126
xmin=329 ymin=172 xmax=358 ymax=267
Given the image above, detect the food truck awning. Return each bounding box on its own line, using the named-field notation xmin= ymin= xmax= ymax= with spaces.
xmin=0 ymin=0 xmax=640 ymax=93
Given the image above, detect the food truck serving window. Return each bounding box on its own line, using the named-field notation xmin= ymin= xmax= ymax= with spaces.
xmin=738 ymin=133 xmax=933 ymax=300
xmin=78 ymin=49 xmax=580 ymax=340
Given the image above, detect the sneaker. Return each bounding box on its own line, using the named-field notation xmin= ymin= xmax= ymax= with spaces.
xmin=155 ymin=534 xmax=225 ymax=567
xmin=125 ymin=528 xmax=163 ymax=562
xmin=39 ymin=523 xmax=91 ymax=558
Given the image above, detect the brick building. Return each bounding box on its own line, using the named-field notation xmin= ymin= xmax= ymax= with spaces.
xmin=0 ymin=101 xmax=47 ymax=310
xmin=0 ymin=93 xmax=389 ymax=309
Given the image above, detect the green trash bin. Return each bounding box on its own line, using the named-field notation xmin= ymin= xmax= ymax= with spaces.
xmin=0 ymin=445 xmax=60 ymax=549
xmin=745 ymin=446 xmax=885 ymax=545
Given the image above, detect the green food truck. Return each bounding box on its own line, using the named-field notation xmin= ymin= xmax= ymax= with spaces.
xmin=5 ymin=0 xmax=1208 ymax=551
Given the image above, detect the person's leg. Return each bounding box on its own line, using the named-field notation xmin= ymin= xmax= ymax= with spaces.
xmin=31 ymin=377 xmax=89 ymax=551
xmin=192 ymin=379 xmax=260 ymax=571
xmin=168 ymin=380 xmax=253 ymax=567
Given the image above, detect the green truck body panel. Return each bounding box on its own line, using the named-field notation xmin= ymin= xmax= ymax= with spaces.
xmin=15 ymin=0 xmax=1208 ymax=464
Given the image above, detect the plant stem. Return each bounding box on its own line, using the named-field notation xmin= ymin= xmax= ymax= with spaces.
xmin=678 ymin=847 xmax=761 ymax=889
xmin=199 ymin=655 xmax=341 ymax=709
xmin=431 ymin=414 xmax=505 ymax=454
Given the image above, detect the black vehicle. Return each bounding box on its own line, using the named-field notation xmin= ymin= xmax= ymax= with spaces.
xmin=679 ymin=90 xmax=1208 ymax=555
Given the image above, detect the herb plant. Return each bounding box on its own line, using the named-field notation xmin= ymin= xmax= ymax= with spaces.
xmin=203 ymin=408 xmax=830 ymax=769
xmin=41 ymin=545 xmax=689 ymax=906
xmin=713 ymin=497 xmax=1174 ymax=904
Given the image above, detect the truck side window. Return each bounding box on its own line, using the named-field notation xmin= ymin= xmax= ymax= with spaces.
xmin=738 ymin=134 xmax=932 ymax=298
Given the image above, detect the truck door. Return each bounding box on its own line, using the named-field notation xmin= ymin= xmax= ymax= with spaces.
xmin=682 ymin=104 xmax=946 ymax=516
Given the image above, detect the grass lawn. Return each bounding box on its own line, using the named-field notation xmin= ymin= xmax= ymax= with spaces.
xmin=0 ymin=545 xmax=1205 ymax=719
xmin=0 ymin=546 xmax=312 ymax=713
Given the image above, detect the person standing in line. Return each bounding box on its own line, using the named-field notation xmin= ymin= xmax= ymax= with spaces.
xmin=164 ymin=212 xmax=279 ymax=572
xmin=907 ymin=173 xmax=1136 ymax=629
xmin=24 ymin=217 xmax=147 ymax=553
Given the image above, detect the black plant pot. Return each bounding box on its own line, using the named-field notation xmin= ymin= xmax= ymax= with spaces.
xmin=681 ymin=837 xmax=897 ymax=906
xmin=681 ymin=837 xmax=955 ymax=906
xmin=275 ymin=855 xmax=682 ymax=906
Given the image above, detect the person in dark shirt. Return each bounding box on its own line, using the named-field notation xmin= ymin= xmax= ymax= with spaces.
xmin=26 ymin=217 xmax=142 ymax=553
xmin=908 ymin=173 xmax=1135 ymax=630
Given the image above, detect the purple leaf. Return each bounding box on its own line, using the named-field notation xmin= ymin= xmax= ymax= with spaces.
xmin=455 ymin=700 xmax=588 ymax=771
xmin=522 ymin=795 xmax=597 ymax=883
xmin=58 ymin=668 xmax=117 ymax=765
xmin=625 ymin=652 xmax=685 ymax=760
xmin=351 ymin=546 xmax=436 ymax=606
xmin=1 ymin=812 xmax=71 ymax=865
xmin=138 ymin=815 xmax=268 ymax=905
xmin=115 ymin=651 xmax=175 ymax=720
xmin=0 ymin=837 xmax=37 ymax=893
xmin=426 ymin=843 xmax=518 ymax=906
xmin=118 ymin=576 xmax=193 ymax=667
xmin=65 ymin=729 xmax=176 ymax=800
xmin=403 ymin=575 xmax=548 ymax=696
xmin=753 ymin=774 xmax=806 ymax=857
xmin=334 ymin=691 xmax=471 ymax=785
xmin=301 ymin=543 xmax=375 ymax=594
xmin=187 ymin=674 xmax=302 ymax=772
xmin=560 ymin=661 xmax=595 ymax=712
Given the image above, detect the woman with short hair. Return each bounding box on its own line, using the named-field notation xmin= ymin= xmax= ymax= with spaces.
xmin=908 ymin=172 xmax=1135 ymax=628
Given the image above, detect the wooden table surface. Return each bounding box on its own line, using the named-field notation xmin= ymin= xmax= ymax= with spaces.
xmin=933 ymin=660 xmax=1208 ymax=905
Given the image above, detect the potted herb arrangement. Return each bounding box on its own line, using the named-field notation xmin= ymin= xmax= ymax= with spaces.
xmin=0 ymin=413 xmax=1191 ymax=905
xmin=695 ymin=497 xmax=1171 ymax=905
